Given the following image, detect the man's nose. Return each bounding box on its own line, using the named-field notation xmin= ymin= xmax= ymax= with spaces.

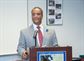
xmin=35 ymin=14 xmax=38 ymax=16
xmin=34 ymin=14 xmax=38 ymax=18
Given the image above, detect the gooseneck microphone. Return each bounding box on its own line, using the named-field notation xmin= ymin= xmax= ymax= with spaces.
xmin=33 ymin=30 xmax=38 ymax=47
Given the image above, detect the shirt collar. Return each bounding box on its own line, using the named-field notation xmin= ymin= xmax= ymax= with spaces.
xmin=33 ymin=23 xmax=43 ymax=30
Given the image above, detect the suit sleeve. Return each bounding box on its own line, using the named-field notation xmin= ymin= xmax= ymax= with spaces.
xmin=17 ymin=31 xmax=26 ymax=56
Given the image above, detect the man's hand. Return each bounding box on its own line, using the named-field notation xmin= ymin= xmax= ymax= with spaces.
xmin=22 ymin=50 xmax=29 ymax=59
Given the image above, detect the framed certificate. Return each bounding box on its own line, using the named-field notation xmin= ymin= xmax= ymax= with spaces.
xmin=46 ymin=0 xmax=63 ymax=25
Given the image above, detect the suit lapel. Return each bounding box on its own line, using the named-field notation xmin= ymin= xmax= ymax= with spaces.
xmin=29 ymin=25 xmax=34 ymax=39
xmin=28 ymin=25 xmax=36 ymax=47
xmin=42 ymin=28 xmax=49 ymax=46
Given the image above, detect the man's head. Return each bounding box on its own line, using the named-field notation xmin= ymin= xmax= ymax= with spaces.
xmin=31 ymin=7 xmax=43 ymax=25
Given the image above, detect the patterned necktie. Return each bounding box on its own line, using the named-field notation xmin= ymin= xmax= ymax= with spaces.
xmin=37 ymin=26 xmax=43 ymax=47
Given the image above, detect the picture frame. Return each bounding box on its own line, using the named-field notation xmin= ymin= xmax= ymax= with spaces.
xmin=46 ymin=0 xmax=63 ymax=25
xmin=37 ymin=51 xmax=66 ymax=61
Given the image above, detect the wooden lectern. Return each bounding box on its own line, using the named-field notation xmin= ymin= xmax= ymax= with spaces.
xmin=29 ymin=46 xmax=72 ymax=61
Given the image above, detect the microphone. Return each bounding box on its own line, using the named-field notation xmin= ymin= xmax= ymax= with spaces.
xmin=33 ymin=30 xmax=38 ymax=47
xmin=33 ymin=30 xmax=38 ymax=38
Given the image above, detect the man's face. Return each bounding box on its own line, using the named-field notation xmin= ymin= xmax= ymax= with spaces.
xmin=32 ymin=8 xmax=43 ymax=25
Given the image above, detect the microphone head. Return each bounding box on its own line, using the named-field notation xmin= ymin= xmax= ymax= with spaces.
xmin=33 ymin=30 xmax=38 ymax=38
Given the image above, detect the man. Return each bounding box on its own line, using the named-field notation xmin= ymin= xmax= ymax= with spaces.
xmin=17 ymin=7 xmax=58 ymax=60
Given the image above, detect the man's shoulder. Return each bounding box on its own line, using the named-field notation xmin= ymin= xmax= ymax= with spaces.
xmin=20 ymin=27 xmax=30 ymax=32
xmin=47 ymin=29 xmax=55 ymax=34
xmin=44 ymin=27 xmax=55 ymax=33
xmin=20 ymin=25 xmax=33 ymax=33
xmin=20 ymin=28 xmax=28 ymax=34
xmin=21 ymin=28 xmax=28 ymax=31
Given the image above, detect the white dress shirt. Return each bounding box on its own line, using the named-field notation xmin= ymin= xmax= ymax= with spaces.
xmin=33 ymin=24 xmax=44 ymax=47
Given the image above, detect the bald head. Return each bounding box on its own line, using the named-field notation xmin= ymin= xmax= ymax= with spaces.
xmin=31 ymin=7 xmax=43 ymax=25
xmin=31 ymin=7 xmax=43 ymax=16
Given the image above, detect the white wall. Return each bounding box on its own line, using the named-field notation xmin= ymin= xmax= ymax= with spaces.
xmin=0 ymin=0 xmax=84 ymax=57
xmin=0 ymin=0 xmax=27 ymax=55
xmin=56 ymin=0 xmax=84 ymax=57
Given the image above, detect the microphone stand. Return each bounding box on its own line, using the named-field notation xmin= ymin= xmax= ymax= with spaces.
xmin=34 ymin=36 xmax=37 ymax=47
xmin=33 ymin=30 xmax=38 ymax=47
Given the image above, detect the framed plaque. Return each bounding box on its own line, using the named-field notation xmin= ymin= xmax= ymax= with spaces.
xmin=37 ymin=51 xmax=66 ymax=61
xmin=46 ymin=0 xmax=63 ymax=25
